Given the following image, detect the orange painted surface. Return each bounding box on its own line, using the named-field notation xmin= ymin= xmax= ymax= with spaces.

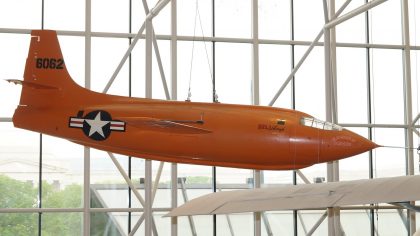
xmin=11 ymin=30 xmax=378 ymax=170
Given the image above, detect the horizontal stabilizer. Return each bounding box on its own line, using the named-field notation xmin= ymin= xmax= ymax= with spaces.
xmin=6 ymin=79 xmax=58 ymax=90
xmin=118 ymin=117 xmax=212 ymax=134
xmin=166 ymin=175 xmax=420 ymax=217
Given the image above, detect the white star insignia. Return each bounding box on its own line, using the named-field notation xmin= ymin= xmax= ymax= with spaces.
xmin=85 ymin=112 xmax=109 ymax=138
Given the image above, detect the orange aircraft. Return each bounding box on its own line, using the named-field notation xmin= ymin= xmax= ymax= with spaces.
xmin=8 ymin=30 xmax=378 ymax=170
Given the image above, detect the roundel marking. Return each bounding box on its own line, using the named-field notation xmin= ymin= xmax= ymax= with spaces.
xmin=69 ymin=110 xmax=126 ymax=141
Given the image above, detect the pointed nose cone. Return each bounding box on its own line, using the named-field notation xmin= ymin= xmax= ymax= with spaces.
xmin=320 ymin=129 xmax=379 ymax=162
xmin=362 ymin=137 xmax=380 ymax=151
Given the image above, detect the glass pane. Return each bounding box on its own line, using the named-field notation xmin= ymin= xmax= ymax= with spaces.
xmin=264 ymin=211 xmax=294 ymax=235
xmin=44 ymin=0 xmax=85 ymax=31
xmin=92 ymin=0 xmax=129 ymax=33
xmin=218 ymin=213 xmax=253 ymax=236
xmin=0 ymin=123 xmax=39 ymax=208
xmin=130 ymin=212 xmax=144 ymax=235
xmin=42 ymin=213 xmax=82 ymax=236
xmin=368 ymin=0 xmax=402 ymax=45
xmin=0 ymin=34 xmax=30 ymax=117
xmin=262 ymin=170 xmax=293 ymax=185
xmin=0 ymin=175 xmax=37 ymax=209
xmin=341 ymin=210 xmax=372 ymax=235
xmin=377 ymin=209 xmax=408 ymax=235
xmin=417 ymin=211 xmax=420 ymax=232
xmin=131 ymin=39 xmax=146 ymax=98
xmin=131 ymin=1 xmax=147 ymax=34
xmin=177 ymin=215 xmax=213 ymax=236
xmin=294 ymin=46 xmax=325 ymax=120
xmin=294 ymin=0 xmax=324 ymax=42
xmin=372 ymin=128 xmax=406 ymax=178
xmin=178 ymin=164 xmax=212 ymax=199
xmin=148 ymin=0 xmax=171 ymax=35
xmin=215 ymin=0 xmax=251 ymax=38
xmin=298 ymin=210 xmax=327 ymax=235
xmin=215 ymin=43 xmax=252 ymax=105
xmin=151 ymin=162 xmax=171 ymax=209
xmin=409 ymin=0 xmax=420 ymax=46
xmin=152 ymin=40 xmax=171 ymax=100
xmin=370 ymin=49 xmax=404 ymax=124
xmin=178 ymin=0 xmax=212 ymax=37
xmin=216 ymin=167 xmax=252 ymax=186
xmin=91 ymin=150 xmax=129 ymax=209
xmin=411 ymin=52 xmax=420 ymax=122
xmin=336 ymin=47 xmax=368 ymax=124
xmin=130 ymin=157 xmax=145 ymax=210
xmin=178 ymin=164 xmax=212 ymax=235
xmin=259 ymin=44 xmax=292 ymax=108
xmin=335 ymin=0 xmax=366 ymax=44
xmin=216 ymin=167 xmax=252 ymax=233
xmin=296 ymin=164 xmax=326 ymax=185
xmin=42 ymin=135 xmax=83 ymax=208
xmin=0 ymin=0 xmax=41 ymax=29
xmin=92 ymin=38 xmax=129 ymax=95
xmin=0 ymin=213 xmax=38 ymax=235
xmin=258 ymin=0 xmax=290 ymax=40
xmin=91 ymin=212 xmax=127 ymax=236
xmin=154 ymin=212 xmax=171 ymax=235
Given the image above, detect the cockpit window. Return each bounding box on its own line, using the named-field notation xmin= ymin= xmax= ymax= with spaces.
xmin=300 ymin=117 xmax=342 ymax=131
xmin=277 ymin=119 xmax=286 ymax=125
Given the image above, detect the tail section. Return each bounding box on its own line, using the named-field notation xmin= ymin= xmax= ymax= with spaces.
xmin=12 ymin=30 xmax=111 ymax=134
xmin=20 ymin=30 xmax=82 ymax=107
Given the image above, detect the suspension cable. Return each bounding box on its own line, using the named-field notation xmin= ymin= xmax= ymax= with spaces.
xmin=186 ymin=0 xmax=218 ymax=102
xmin=186 ymin=1 xmax=199 ymax=102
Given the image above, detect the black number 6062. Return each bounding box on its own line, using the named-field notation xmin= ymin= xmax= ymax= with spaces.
xmin=35 ymin=58 xmax=64 ymax=70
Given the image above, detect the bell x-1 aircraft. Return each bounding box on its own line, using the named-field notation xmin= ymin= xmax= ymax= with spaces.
xmin=8 ymin=30 xmax=378 ymax=170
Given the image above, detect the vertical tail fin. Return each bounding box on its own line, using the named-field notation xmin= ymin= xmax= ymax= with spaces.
xmin=20 ymin=30 xmax=82 ymax=107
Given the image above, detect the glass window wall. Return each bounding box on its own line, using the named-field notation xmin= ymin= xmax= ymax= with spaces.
xmin=0 ymin=0 xmax=419 ymax=235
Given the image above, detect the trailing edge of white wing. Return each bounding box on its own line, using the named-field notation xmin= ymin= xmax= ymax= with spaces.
xmin=166 ymin=175 xmax=420 ymax=217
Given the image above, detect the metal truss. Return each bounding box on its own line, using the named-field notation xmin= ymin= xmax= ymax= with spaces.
xmin=1 ymin=0 xmax=419 ymax=235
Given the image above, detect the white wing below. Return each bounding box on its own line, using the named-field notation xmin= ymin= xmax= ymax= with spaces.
xmin=166 ymin=175 xmax=420 ymax=217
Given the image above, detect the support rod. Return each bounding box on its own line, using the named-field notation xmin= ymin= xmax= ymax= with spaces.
xmin=262 ymin=213 xmax=273 ymax=236
xmin=142 ymin=0 xmax=171 ymax=100
xmin=179 ymin=178 xmax=197 ymax=236
xmin=217 ymin=187 xmax=235 ymax=236
xmin=144 ymin=15 xmax=154 ymax=235
xmin=152 ymin=162 xmax=165 ymax=201
xmin=296 ymin=169 xmax=311 ymax=184
xmin=107 ymin=152 xmax=159 ymax=235
xmin=108 ymin=152 xmax=145 ymax=206
xmin=324 ymin=0 xmax=388 ymax=29
xmin=396 ymin=208 xmax=410 ymax=232
xmin=401 ymin=0 xmax=416 ymax=233
xmin=254 ymin=170 xmax=262 ymax=236
xmin=103 ymin=22 xmax=146 ymax=93
xmin=103 ymin=0 xmax=171 ymax=94
xmin=171 ymin=163 xmax=178 ymax=236
xmin=306 ymin=211 xmax=328 ymax=236
xmin=83 ymin=0 xmax=91 ymax=234
xmin=298 ymin=212 xmax=308 ymax=235
xmin=145 ymin=160 xmax=153 ymax=236
xmin=170 ymin=0 xmax=178 ymax=233
xmin=412 ymin=113 xmax=420 ymax=126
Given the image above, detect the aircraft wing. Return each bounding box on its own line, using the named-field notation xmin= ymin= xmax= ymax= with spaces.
xmin=6 ymin=79 xmax=58 ymax=89
xmin=166 ymin=175 xmax=420 ymax=217
xmin=117 ymin=116 xmax=212 ymax=134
